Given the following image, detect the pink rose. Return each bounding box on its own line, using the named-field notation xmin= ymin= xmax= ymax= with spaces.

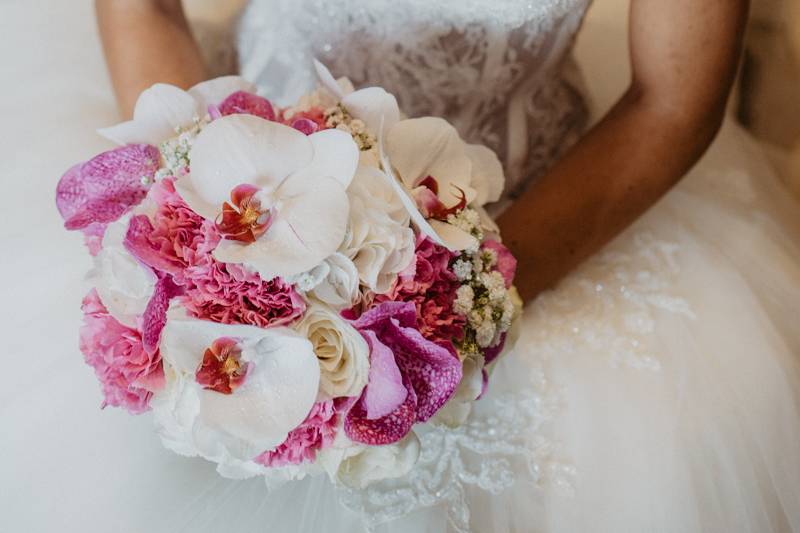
xmin=79 ymin=290 xmax=164 ymax=414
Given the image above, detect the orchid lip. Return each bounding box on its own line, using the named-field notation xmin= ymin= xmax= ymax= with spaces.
xmin=215 ymin=184 xmax=275 ymax=243
xmin=414 ymin=175 xmax=468 ymax=220
xmin=195 ymin=336 xmax=250 ymax=395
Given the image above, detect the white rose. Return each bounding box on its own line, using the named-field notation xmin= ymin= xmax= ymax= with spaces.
xmin=341 ymin=166 xmax=416 ymax=294
xmin=294 ymin=302 xmax=370 ymax=399
xmin=90 ymin=212 xmax=157 ymax=328
xmin=286 ymin=253 xmax=361 ymax=310
xmin=432 ymin=353 xmax=485 ymax=427
xmin=321 ymin=431 xmax=420 ymax=489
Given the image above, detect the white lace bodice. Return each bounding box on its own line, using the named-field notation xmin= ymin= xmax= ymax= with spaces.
xmin=237 ymin=0 xmax=592 ymax=205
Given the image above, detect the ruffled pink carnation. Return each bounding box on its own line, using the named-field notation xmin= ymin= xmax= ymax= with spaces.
xmin=182 ymin=255 xmax=305 ymax=327
xmin=376 ymin=235 xmax=465 ymax=346
xmin=147 ymin=179 xmax=218 ymax=275
xmin=255 ymin=401 xmax=338 ymax=467
xmin=79 ymin=290 xmax=164 ymax=414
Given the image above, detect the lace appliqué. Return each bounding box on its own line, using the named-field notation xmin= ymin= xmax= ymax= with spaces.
xmin=338 ymin=372 xmax=572 ymax=533
xmin=237 ymin=0 xmax=592 ymax=202
xmin=526 ymin=232 xmax=696 ymax=371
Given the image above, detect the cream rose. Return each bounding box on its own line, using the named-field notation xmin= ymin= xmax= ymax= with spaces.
xmin=294 ymin=302 xmax=370 ymax=399
xmin=432 ymin=353 xmax=485 ymax=427
xmin=340 ymin=166 xmax=416 ymax=294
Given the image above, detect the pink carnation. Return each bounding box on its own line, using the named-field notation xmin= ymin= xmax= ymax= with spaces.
xmin=182 ymin=256 xmax=305 ymax=327
xmin=147 ymin=179 xmax=218 ymax=275
xmin=376 ymin=235 xmax=465 ymax=346
xmin=255 ymin=401 xmax=338 ymax=467
xmin=79 ymin=290 xmax=164 ymax=414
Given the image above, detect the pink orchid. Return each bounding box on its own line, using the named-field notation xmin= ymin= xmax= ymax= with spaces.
xmin=344 ymin=301 xmax=463 ymax=445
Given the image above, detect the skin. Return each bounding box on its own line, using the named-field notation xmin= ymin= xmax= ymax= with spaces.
xmin=95 ymin=0 xmax=750 ymax=302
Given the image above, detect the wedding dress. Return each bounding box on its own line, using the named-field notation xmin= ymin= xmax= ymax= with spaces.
xmin=2 ymin=1 xmax=799 ymax=532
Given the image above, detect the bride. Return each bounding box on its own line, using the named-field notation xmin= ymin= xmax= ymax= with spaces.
xmin=83 ymin=0 xmax=800 ymax=531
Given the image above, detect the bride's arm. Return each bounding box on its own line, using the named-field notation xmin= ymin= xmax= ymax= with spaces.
xmin=95 ymin=0 xmax=207 ymax=118
xmin=497 ymin=0 xmax=749 ymax=302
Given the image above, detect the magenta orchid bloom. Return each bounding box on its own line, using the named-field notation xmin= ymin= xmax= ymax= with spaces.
xmin=344 ymin=301 xmax=463 ymax=445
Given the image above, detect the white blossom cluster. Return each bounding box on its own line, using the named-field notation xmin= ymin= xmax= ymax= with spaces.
xmin=155 ymin=117 xmax=208 ymax=181
xmin=453 ymin=244 xmax=515 ymax=355
xmin=325 ymin=104 xmax=376 ymax=151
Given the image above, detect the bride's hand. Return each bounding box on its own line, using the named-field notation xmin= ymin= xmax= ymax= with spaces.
xmin=497 ymin=0 xmax=749 ymax=303
xmin=95 ymin=0 xmax=207 ymax=117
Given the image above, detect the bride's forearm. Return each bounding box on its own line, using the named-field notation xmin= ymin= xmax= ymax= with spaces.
xmin=498 ymin=0 xmax=748 ymax=302
xmin=95 ymin=0 xmax=207 ymax=118
xmin=497 ymin=89 xmax=722 ymax=301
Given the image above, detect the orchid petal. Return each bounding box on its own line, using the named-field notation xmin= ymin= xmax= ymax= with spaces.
xmin=344 ymin=378 xmax=417 ymax=446
xmin=385 ymin=117 xmax=476 ymax=206
xmin=160 ymin=315 xmax=320 ymax=452
xmin=212 ymin=175 xmax=349 ymax=279
xmin=360 ymin=330 xmax=407 ymax=420
xmin=141 ymin=275 xmax=183 ymax=355
xmin=466 ymin=143 xmax=505 ymax=205
xmin=296 ymin=129 xmax=359 ymax=188
xmin=99 ymin=84 xmax=198 ymax=145
xmin=377 ymin=126 xmax=447 ymax=247
xmin=56 ymin=144 xmax=158 ymax=230
xmin=188 ymin=76 xmax=257 ymax=112
xmin=342 ymin=87 xmax=400 ymax=136
xmin=429 ymin=220 xmax=479 ymax=251
xmin=187 ymin=114 xmax=313 ymax=209
xmin=313 ymin=59 xmax=346 ymax=99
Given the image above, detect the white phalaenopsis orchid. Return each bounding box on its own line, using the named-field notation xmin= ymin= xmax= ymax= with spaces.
xmin=98 ymin=76 xmax=258 ymax=145
xmin=153 ymin=312 xmax=320 ymax=475
xmin=314 ymin=61 xmax=505 ymax=251
xmin=178 ymin=114 xmax=359 ymax=280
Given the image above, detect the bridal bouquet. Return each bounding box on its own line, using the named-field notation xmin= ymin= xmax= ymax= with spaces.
xmin=55 ymin=61 xmax=521 ymax=488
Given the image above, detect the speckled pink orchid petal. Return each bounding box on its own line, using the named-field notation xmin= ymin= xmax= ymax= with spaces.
xmin=353 ymin=301 xmax=462 ymax=423
xmin=381 ymin=314 xmax=462 ymax=422
xmin=360 ymin=330 xmax=407 ymax=420
xmin=124 ymin=215 xmax=183 ymax=276
xmin=482 ymin=240 xmax=517 ymax=288
xmin=344 ymin=378 xmax=417 ymax=446
xmin=218 ymin=91 xmax=276 ymax=121
xmin=483 ymin=332 xmax=507 ymax=366
xmin=56 ymin=144 xmax=159 ymax=230
xmin=141 ymin=275 xmax=183 ymax=355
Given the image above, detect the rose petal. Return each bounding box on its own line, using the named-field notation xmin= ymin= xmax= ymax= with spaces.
xmin=141 ymin=275 xmax=183 ymax=355
xmin=344 ymin=378 xmax=417 ymax=445
xmin=360 ymin=330 xmax=407 ymax=420
xmin=218 ymin=91 xmax=276 ymax=121
xmin=187 ymin=114 xmax=313 ymax=209
xmin=99 ymin=84 xmax=198 ymax=145
xmin=57 ymin=144 xmax=159 ymax=230
xmin=212 ymin=174 xmax=349 ymax=280
xmin=188 ymin=76 xmax=257 ymax=112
